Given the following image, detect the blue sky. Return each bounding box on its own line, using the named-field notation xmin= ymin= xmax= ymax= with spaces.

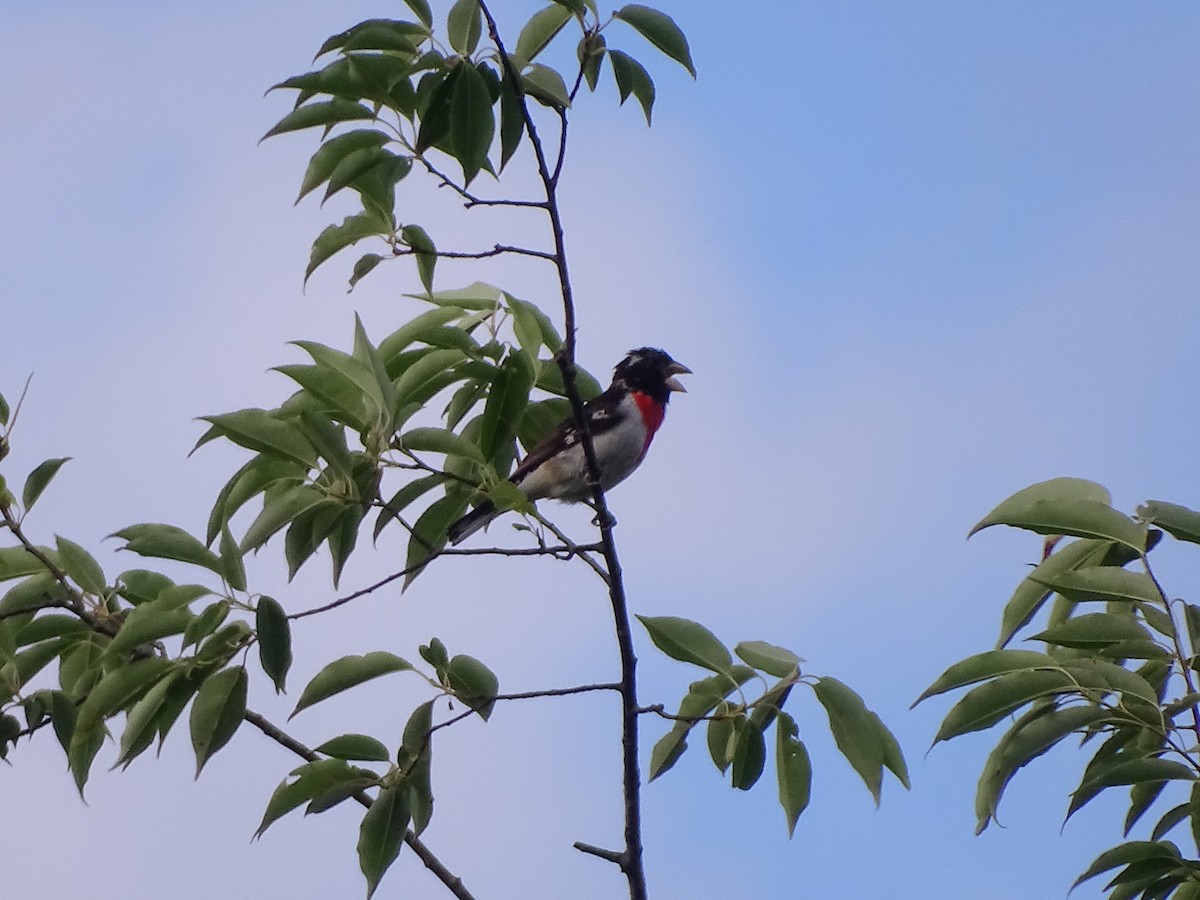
xmin=3 ymin=2 xmax=1200 ymax=898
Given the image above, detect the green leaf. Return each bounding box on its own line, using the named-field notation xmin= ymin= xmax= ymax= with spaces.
xmin=0 ymin=546 xmax=58 ymax=582
xmin=322 ymin=147 xmax=404 ymax=205
xmin=874 ymin=712 xmax=910 ymax=790
xmin=112 ymin=524 xmax=222 ymax=575
xmin=350 ymin=253 xmax=386 ymax=290
xmin=637 ymin=615 xmax=733 ymax=675
xmin=196 ymin=409 xmax=318 ymax=468
xmin=614 ymin=4 xmax=696 ymax=76
xmin=316 ymin=19 xmax=425 ymax=57
xmin=498 ymin=71 xmax=525 ymax=170
xmin=70 ymin=657 xmax=172 ymax=793
xmin=1072 ymin=841 xmax=1184 ymax=891
xmin=521 ymin=63 xmax=572 ymax=109
xmin=401 ymin=427 xmax=484 ymax=463
xmin=263 ymin=99 xmax=375 ymax=141
xmin=400 ymin=224 xmax=437 ymax=293
xmin=649 ymin=722 xmax=689 ymax=780
xmin=450 ymin=62 xmax=495 ymax=185
xmin=608 ymin=49 xmax=655 ymax=124
xmin=358 ymin=784 xmax=411 ymax=899
xmin=402 ymin=0 xmax=433 ymax=28
xmin=15 ymin=614 xmax=86 ymax=645
xmin=1029 ymin=566 xmax=1161 ymax=604
xmin=996 ymin=538 xmax=1114 ymax=648
xmin=190 ymin=665 xmax=247 ymax=776
xmin=705 ymin=703 xmax=736 ymax=773
xmin=54 ymin=536 xmax=107 ymax=596
xmin=394 ymin=347 xmax=467 ymax=401
xmin=776 ymin=712 xmax=812 ymax=836
xmin=1151 ymin=803 xmax=1192 ymax=842
xmin=734 ymin=640 xmax=802 ymax=678
xmin=406 ymin=280 xmax=502 ymax=309
xmin=1030 ymin=612 xmax=1154 ymax=649
xmin=207 ymin=456 xmax=307 ymax=546
xmin=447 ymin=0 xmax=483 ymax=55
xmin=22 ymin=458 xmax=71 ymax=512
xmin=49 ymin=689 xmax=77 ymax=755
xmin=399 ymin=699 xmax=435 ymax=767
xmin=103 ymin=598 xmax=193 ymax=660
xmin=240 ymin=484 xmax=326 ymax=554
xmin=315 ymin=733 xmax=391 ymax=762
xmin=256 ymin=758 xmax=373 ymax=837
xmin=116 ymin=667 xmax=184 ymax=768
xmin=256 ymin=596 xmax=292 ymax=694
xmin=934 ymin=669 xmax=1083 ymax=743
xmin=378 ymin=307 xmax=467 ymax=360
xmin=969 ymin=477 xmax=1147 ymax=552
xmin=1078 ymin=757 xmax=1196 ymax=794
xmin=306 ymin=211 xmax=393 ymax=285
xmin=403 ymin=493 xmax=468 ymax=589
xmin=183 ymin=600 xmax=230 ymax=651
xmin=291 ymin=651 xmax=412 ymax=718
xmin=11 ymin=636 xmax=73 ymax=687
xmin=1138 ymin=500 xmax=1200 ymax=545
xmin=0 ymin=391 xmax=8 ymax=427
xmin=730 ymin=718 xmax=767 ymax=790
xmin=297 ymin=130 xmax=392 ymax=203
xmin=115 ymin=569 xmax=174 ymax=605
xmin=352 ymin=315 xmax=398 ymax=427
xmin=59 ymin=634 xmax=108 ymax=700
xmin=446 ymin=654 xmax=499 ymax=720
xmin=218 ymin=524 xmax=247 ymax=593
xmin=478 ymin=353 xmax=535 ymax=468
xmin=515 ymin=5 xmax=573 ymax=63
xmin=1126 ymin=779 xmax=1169 ymax=836
xmin=373 ymin=475 xmax=444 ymax=541
xmin=577 ymin=31 xmax=606 ymax=91
xmin=812 ymin=677 xmax=885 ymax=804
xmin=974 ymin=705 xmax=1111 ymax=834
xmin=291 ymin=340 xmax=388 ymax=420
xmin=915 ymin=649 xmax=1058 ymax=706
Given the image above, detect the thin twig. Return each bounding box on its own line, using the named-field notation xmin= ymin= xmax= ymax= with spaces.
xmin=287 ymin=542 xmax=602 ymax=621
xmin=413 ymin=152 xmax=547 ymax=209
xmin=393 ymin=243 xmax=556 ymax=262
xmin=573 ymin=842 xmax=626 ymax=866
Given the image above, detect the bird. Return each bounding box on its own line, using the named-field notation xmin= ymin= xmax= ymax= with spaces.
xmin=446 ymin=347 xmax=691 ymax=544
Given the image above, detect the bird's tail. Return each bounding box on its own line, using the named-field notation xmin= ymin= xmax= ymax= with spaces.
xmin=447 ymin=500 xmax=498 ymax=545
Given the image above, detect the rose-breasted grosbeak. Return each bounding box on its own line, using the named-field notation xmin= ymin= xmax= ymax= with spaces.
xmin=447 ymin=347 xmax=691 ymax=544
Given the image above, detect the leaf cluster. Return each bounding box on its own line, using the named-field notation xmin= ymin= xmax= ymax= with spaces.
xmin=263 ymin=2 xmax=695 ymax=288
xmin=0 ymin=425 xmax=507 ymax=897
xmin=195 ymin=283 xmax=600 ymax=590
xmin=924 ymin=478 xmax=1200 ymax=899
xmin=639 ymin=615 xmax=908 ymax=836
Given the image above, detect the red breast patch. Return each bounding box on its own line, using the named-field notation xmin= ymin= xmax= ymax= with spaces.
xmin=631 ymin=392 xmax=665 ymax=457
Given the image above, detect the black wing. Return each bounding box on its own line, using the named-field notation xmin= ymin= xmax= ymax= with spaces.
xmin=509 ymin=385 xmax=626 ymax=484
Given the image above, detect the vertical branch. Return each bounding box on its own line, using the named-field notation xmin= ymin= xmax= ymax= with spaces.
xmin=478 ymin=5 xmax=647 ymax=898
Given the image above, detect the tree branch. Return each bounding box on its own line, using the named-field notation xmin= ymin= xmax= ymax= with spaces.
xmin=478 ymin=5 xmax=648 ymax=898
xmin=287 ymin=541 xmax=602 ymax=621
xmin=243 ymin=709 xmax=477 ymax=900
xmin=393 ymin=243 xmax=556 ymax=262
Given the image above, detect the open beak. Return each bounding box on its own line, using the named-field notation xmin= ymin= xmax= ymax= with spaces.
xmin=664 ymin=361 xmax=692 ymax=393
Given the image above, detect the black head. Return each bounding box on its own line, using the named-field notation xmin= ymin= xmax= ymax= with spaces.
xmin=611 ymin=347 xmax=692 ymax=404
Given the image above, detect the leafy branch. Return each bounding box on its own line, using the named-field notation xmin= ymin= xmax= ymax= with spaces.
xmin=922 ymin=479 xmax=1200 ymax=897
